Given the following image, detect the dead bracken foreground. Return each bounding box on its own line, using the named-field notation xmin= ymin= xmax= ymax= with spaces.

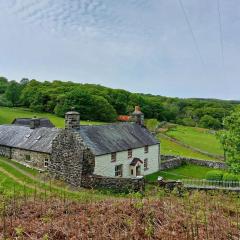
xmin=0 ymin=191 xmax=240 ymax=240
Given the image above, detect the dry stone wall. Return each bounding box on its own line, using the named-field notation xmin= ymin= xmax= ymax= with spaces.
xmin=160 ymin=155 xmax=227 ymax=170
xmin=81 ymin=175 xmax=145 ymax=193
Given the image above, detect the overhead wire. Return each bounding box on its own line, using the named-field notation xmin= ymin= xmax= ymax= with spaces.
xmin=178 ymin=0 xmax=205 ymax=69
xmin=217 ymin=0 xmax=225 ymax=78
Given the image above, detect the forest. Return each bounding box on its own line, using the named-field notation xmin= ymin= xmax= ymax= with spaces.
xmin=0 ymin=76 xmax=239 ymax=128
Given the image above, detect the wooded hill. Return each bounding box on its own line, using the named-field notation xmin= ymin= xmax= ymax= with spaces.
xmin=0 ymin=76 xmax=239 ymax=128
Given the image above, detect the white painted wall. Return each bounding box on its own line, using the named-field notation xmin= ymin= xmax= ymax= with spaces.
xmin=94 ymin=144 xmax=160 ymax=178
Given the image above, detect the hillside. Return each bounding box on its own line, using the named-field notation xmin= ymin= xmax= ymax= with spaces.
xmin=1 ymin=76 xmax=239 ymax=127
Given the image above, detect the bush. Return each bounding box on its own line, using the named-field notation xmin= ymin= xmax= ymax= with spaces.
xmin=205 ymin=170 xmax=223 ymax=181
xmin=222 ymin=173 xmax=239 ymax=182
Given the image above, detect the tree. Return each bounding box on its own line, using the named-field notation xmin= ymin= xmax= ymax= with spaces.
xmin=5 ymin=81 xmax=22 ymax=106
xmin=0 ymin=77 xmax=8 ymax=94
xmin=218 ymin=107 xmax=240 ymax=173
xmin=54 ymin=89 xmax=117 ymax=122
xmin=199 ymin=115 xmax=221 ymax=129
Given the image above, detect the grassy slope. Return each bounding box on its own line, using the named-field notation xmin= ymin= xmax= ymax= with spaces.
xmin=0 ymin=107 xmax=105 ymax=127
xmin=146 ymin=164 xmax=217 ymax=181
xmin=0 ymin=157 xmax=115 ymax=201
xmin=159 ymin=135 xmax=217 ymax=161
xmin=166 ymin=125 xmax=223 ymax=156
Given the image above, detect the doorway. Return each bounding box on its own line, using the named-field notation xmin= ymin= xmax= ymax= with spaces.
xmin=136 ymin=165 xmax=141 ymax=176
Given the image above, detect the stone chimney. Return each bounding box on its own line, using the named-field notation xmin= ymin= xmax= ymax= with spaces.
xmin=30 ymin=116 xmax=40 ymax=129
xmin=132 ymin=106 xmax=144 ymax=126
xmin=65 ymin=110 xmax=80 ymax=130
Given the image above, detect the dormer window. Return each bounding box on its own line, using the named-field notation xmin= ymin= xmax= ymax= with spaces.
xmin=111 ymin=152 xmax=116 ymax=162
xmin=128 ymin=149 xmax=132 ymax=159
xmin=144 ymin=146 xmax=149 ymax=153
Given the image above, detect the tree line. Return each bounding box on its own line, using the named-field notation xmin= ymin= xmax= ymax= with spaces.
xmin=0 ymin=76 xmax=239 ymax=127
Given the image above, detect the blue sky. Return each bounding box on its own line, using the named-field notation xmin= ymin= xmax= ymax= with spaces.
xmin=0 ymin=0 xmax=239 ymax=99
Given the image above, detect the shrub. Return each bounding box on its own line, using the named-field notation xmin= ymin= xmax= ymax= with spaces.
xmin=222 ymin=173 xmax=239 ymax=182
xmin=205 ymin=170 xmax=223 ymax=181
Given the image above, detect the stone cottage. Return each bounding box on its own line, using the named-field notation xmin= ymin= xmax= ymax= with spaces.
xmin=0 ymin=107 xmax=160 ymax=191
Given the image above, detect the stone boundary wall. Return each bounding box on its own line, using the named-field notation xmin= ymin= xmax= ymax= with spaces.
xmin=81 ymin=175 xmax=145 ymax=193
xmin=160 ymin=155 xmax=227 ymax=170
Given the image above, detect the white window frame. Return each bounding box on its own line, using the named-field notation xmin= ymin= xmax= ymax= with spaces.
xmin=111 ymin=152 xmax=117 ymax=162
xmin=128 ymin=149 xmax=132 ymax=159
xmin=115 ymin=164 xmax=123 ymax=177
xmin=144 ymin=146 xmax=149 ymax=154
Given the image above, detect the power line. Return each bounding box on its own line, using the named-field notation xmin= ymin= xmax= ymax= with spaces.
xmin=178 ymin=0 xmax=205 ymax=68
xmin=217 ymin=0 xmax=225 ymax=76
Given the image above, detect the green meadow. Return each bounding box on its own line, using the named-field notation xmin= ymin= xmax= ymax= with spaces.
xmin=165 ymin=125 xmax=223 ymax=156
xmin=0 ymin=106 xmax=105 ymax=127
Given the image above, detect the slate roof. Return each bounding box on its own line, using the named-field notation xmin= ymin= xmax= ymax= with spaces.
xmin=12 ymin=118 xmax=55 ymax=128
xmin=0 ymin=125 xmax=60 ymax=153
xmin=79 ymin=123 xmax=159 ymax=156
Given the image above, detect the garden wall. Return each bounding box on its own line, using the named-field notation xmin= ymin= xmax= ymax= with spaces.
xmin=160 ymin=155 xmax=226 ymax=170
xmin=81 ymin=175 xmax=145 ymax=193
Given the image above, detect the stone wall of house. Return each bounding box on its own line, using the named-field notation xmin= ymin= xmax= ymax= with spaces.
xmin=0 ymin=145 xmax=11 ymax=158
xmin=11 ymin=148 xmax=50 ymax=169
xmin=160 ymin=155 xmax=227 ymax=170
xmin=81 ymin=175 xmax=145 ymax=193
xmin=49 ymin=129 xmax=85 ymax=187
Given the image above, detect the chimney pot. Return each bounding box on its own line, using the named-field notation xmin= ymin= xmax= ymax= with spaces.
xmin=132 ymin=106 xmax=144 ymax=126
xmin=65 ymin=110 xmax=80 ymax=130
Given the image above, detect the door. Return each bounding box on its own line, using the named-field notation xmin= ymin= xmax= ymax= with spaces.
xmin=136 ymin=166 xmax=141 ymax=176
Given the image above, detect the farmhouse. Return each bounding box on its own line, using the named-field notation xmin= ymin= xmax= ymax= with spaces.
xmin=0 ymin=107 xmax=160 ymax=190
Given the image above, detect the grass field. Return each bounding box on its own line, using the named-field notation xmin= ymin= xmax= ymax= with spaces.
xmin=0 ymin=157 xmax=114 ymax=201
xmin=165 ymin=125 xmax=223 ymax=156
xmin=159 ymin=135 xmax=217 ymax=161
xmin=146 ymin=164 xmax=218 ymax=181
xmin=0 ymin=107 xmax=105 ymax=127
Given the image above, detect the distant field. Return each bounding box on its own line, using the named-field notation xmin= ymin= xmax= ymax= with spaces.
xmin=159 ymin=136 xmax=217 ymax=161
xmin=165 ymin=125 xmax=224 ymax=157
xmin=0 ymin=107 xmax=105 ymax=127
xmin=146 ymin=164 xmax=216 ymax=181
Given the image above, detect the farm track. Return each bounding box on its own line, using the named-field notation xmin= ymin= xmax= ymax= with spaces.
xmin=0 ymin=166 xmax=45 ymax=193
xmin=0 ymin=159 xmax=71 ymax=192
xmin=0 ymin=158 xmax=113 ymax=202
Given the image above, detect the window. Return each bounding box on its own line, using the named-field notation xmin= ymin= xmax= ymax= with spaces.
xmin=128 ymin=149 xmax=132 ymax=159
xmin=115 ymin=164 xmax=123 ymax=177
xmin=111 ymin=152 xmax=116 ymax=162
xmin=144 ymin=158 xmax=148 ymax=170
xmin=144 ymin=146 xmax=149 ymax=153
xmin=44 ymin=158 xmax=49 ymax=167
xmin=131 ymin=169 xmax=134 ymax=175
xmin=25 ymin=155 xmax=31 ymax=161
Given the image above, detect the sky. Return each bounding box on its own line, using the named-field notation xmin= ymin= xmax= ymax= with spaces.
xmin=0 ymin=0 xmax=240 ymax=100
